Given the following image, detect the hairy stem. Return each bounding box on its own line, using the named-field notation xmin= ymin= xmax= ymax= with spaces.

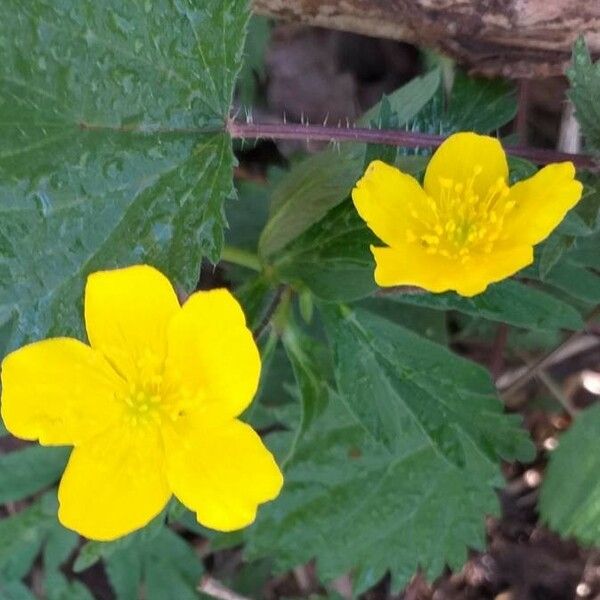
xmin=228 ymin=120 xmax=598 ymax=170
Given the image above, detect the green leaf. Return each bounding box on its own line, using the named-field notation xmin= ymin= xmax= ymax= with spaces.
xmin=259 ymin=70 xmax=440 ymax=258
xmin=357 ymin=297 xmax=448 ymax=344
xmin=0 ymin=0 xmax=249 ymax=356
xmin=73 ymin=513 xmax=165 ymax=572
xmin=323 ymin=306 xmax=533 ymax=465
xmin=544 ymin=260 xmax=600 ymax=303
xmin=236 ymin=15 xmax=271 ymax=106
xmin=538 ymin=233 xmax=575 ymax=279
xmin=273 ymin=201 xmax=377 ymax=301
xmin=0 ymin=445 xmax=69 ymax=503
xmin=0 ymin=494 xmax=57 ymax=581
xmin=390 ymin=280 xmax=584 ymax=331
xmin=0 ymin=581 xmax=36 ymax=600
xmin=259 ymin=147 xmax=364 ymax=259
xmin=44 ymin=572 xmax=95 ymax=600
xmin=281 ymin=320 xmax=330 ymax=440
xmin=540 ymin=403 xmax=600 ymax=544
xmin=104 ymin=527 xmax=203 ymax=600
xmin=567 ymin=37 xmax=600 ymax=154
xmin=247 ymin=398 xmax=508 ymax=591
xmin=447 ymin=71 xmax=517 ymax=134
xmin=359 ymin=68 xmax=441 ymax=127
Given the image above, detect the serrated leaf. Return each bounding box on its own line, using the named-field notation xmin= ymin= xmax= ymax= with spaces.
xmin=323 ymin=306 xmax=533 ymax=465
xmin=73 ymin=513 xmax=165 ymax=572
xmin=447 ymin=72 xmax=517 ymax=134
xmin=544 ymin=260 xmax=600 ymax=303
xmin=259 ymin=147 xmax=363 ymax=259
xmin=0 ymin=0 xmax=249 ymax=356
xmin=567 ymin=37 xmax=600 ymax=154
xmin=247 ymin=398 xmax=508 ymax=591
xmin=540 ymin=403 xmax=600 ymax=544
xmin=0 ymin=493 xmax=58 ymax=581
xmin=273 ymin=201 xmax=377 ymax=301
xmin=390 ymin=280 xmax=583 ymax=331
xmin=0 ymin=445 xmax=69 ymax=503
xmin=104 ymin=527 xmax=203 ymax=600
xmin=538 ymin=233 xmax=575 ymax=279
xmin=259 ymin=70 xmax=441 ymax=258
xmin=359 ymin=68 xmax=441 ymax=127
xmin=281 ymin=321 xmax=329 ymax=440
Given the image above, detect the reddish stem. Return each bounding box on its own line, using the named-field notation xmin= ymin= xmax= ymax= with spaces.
xmin=228 ymin=120 xmax=598 ymax=170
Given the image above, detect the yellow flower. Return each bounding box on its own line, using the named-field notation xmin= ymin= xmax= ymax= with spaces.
xmin=353 ymin=132 xmax=583 ymax=296
xmin=0 ymin=265 xmax=283 ymax=541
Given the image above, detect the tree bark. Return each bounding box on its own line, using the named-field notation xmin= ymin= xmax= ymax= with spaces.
xmin=253 ymin=0 xmax=600 ymax=78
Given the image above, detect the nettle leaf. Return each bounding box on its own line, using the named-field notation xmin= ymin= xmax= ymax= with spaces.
xmin=323 ymin=306 xmax=533 ymax=465
xmin=259 ymin=70 xmax=440 ymax=259
xmin=447 ymin=71 xmax=517 ymax=134
xmin=0 ymin=493 xmax=68 ymax=583
xmin=540 ymin=403 xmax=600 ymax=545
xmin=0 ymin=444 xmax=69 ymax=503
xmin=259 ymin=147 xmax=364 ymax=259
xmin=281 ymin=319 xmax=330 ymax=440
xmin=0 ymin=0 xmax=249 ymax=355
xmin=390 ymin=280 xmax=583 ymax=332
xmin=248 ymin=397 xmax=516 ymax=592
xmin=104 ymin=527 xmax=203 ymax=600
xmin=273 ymin=201 xmax=378 ymax=302
xmin=568 ymin=37 xmax=600 ymax=154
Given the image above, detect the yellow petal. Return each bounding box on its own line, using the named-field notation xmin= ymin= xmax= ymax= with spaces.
xmin=372 ymin=242 xmax=532 ymax=297
xmin=424 ymin=132 xmax=508 ymax=200
xmin=163 ymin=289 xmax=260 ymax=420
xmin=503 ymin=162 xmax=583 ymax=245
xmin=164 ymin=417 xmax=283 ymax=531
xmin=58 ymin=423 xmax=170 ymax=541
xmin=1 ymin=338 xmax=122 ymax=446
xmin=352 ymin=160 xmax=429 ymax=246
xmin=85 ymin=265 xmax=180 ymax=381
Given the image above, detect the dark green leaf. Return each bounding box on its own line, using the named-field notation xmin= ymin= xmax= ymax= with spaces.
xmin=0 ymin=494 xmax=57 ymax=581
xmin=104 ymin=527 xmax=203 ymax=600
xmin=447 ymin=72 xmax=517 ymax=134
xmin=538 ymin=234 xmax=575 ymax=279
xmin=0 ymin=445 xmax=69 ymax=503
xmin=0 ymin=581 xmax=36 ymax=600
xmin=259 ymin=147 xmax=363 ymax=259
xmin=248 ymin=398 xmax=507 ymax=591
xmin=73 ymin=513 xmax=164 ymax=572
xmin=359 ymin=68 xmax=441 ymax=127
xmin=567 ymin=37 xmax=600 ymax=154
xmin=259 ymin=70 xmax=440 ymax=258
xmin=282 ymin=321 xmax=329 ymax=439
xmin=544 ymin=261 xmax=600 ymax=303
xmin=357 ymin=297 xmax=448 ymax=344
xmin=540 ymin=403 xmax=600 ymax=544
xmin=236 ymin=15 xmax=271 ymax=105
xmin=44 ymin=572 xmax=95 ymax=600
xmin=0 ymin=0 xmax=249 ymax=356
xmin=390 ymin=280 xmax=583 ymax=331
xmin=273 ymin=201 xmax=377 ymax=301
xmin=323 ymin=306 xmax=533 ymax=465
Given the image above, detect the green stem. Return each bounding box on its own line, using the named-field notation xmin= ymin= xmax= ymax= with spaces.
xmin=220 ymin=245 xmax=261 ymax=272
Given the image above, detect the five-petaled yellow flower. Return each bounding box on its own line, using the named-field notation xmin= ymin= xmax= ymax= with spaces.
xmin=353 ymin=132 xmax=583 ymax=296
xmin=0 ymin=265 xmax=283 ymax=541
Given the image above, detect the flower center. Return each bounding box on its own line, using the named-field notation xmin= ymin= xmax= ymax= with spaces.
xmin=113 ymin=350 xmax=168 ymax=427
xmin=407 ymin=166 xmax=514 ymax=262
